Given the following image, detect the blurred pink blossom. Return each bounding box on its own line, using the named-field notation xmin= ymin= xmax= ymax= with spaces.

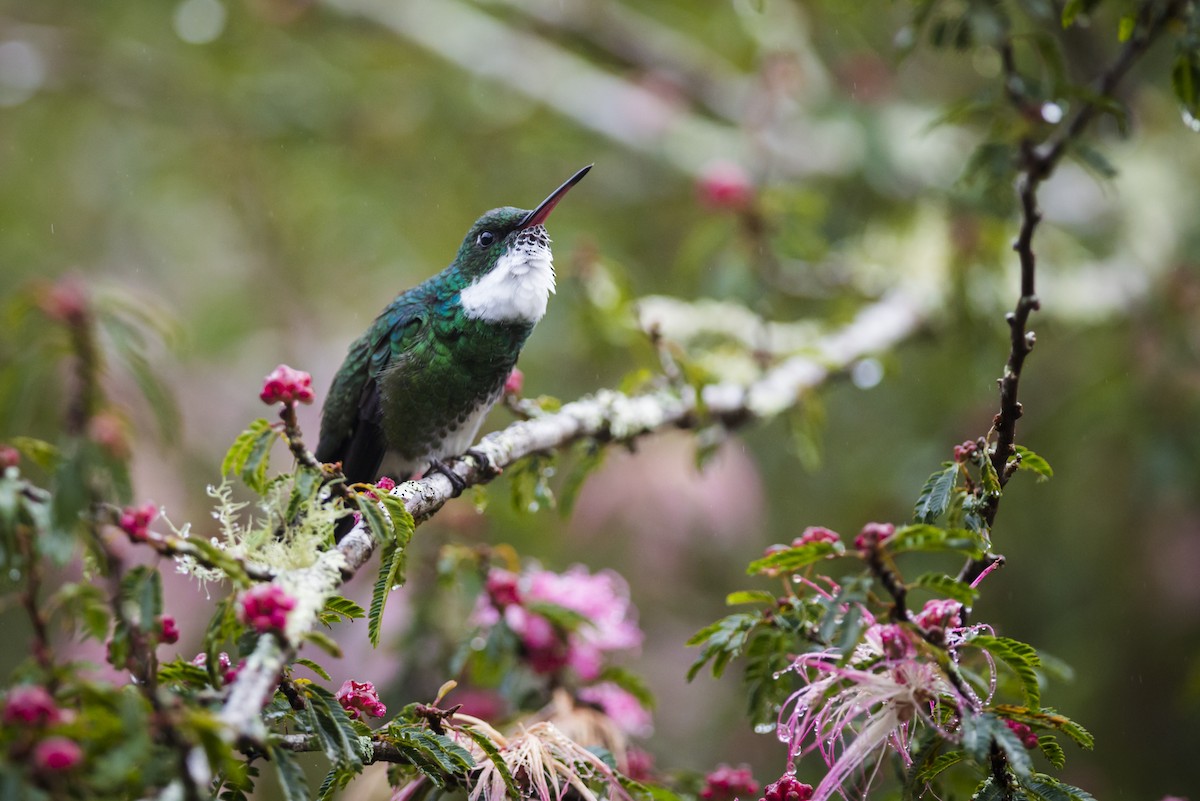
xmin=504 ymin=367 xmax=525 ymax=396
xmin=912 ymin=599 xmax=963 ymax=635
xmin=239 ymin=584 xmax=296 ymax=634
xmin=853 ymin=521 xmax=894 ymax=551
xmin=697 ymin=161 xmax=754 ymax=211
xmin=759 ymin=775 xmax=813 ymax=801
xmin=474 ymin=565 xmax=642 ymax=680
xmin=3 ymin=685 xmax=61 ymax=726
xmin=33 ymin=737 xmax=83 ymax=771
xmin=159 ymin=615 xmax=180 ymax=645
xmin=118 ymin=503 xmax=158 ymax=542
xmin=700 ymin=763 xmax=759 ymax=801
xmin=577 ymin=682 xmax=653 ymax=737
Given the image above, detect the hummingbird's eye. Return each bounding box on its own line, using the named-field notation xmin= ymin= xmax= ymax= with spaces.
xmin=476 ymin=231 xmax=495 ymax=248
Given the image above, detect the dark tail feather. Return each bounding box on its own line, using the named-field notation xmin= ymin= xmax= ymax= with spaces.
xmin=333 ymin=512 xmax=357 ymax=543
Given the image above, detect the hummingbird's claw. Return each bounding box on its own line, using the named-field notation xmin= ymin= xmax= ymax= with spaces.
xmin=466 ymin=448 xmax=502 ymax=480
xmin=427 ymin=458 xmax=467 ymax=497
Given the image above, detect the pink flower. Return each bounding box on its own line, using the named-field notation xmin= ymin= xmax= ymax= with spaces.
xmin=793 ymin=527 xmax=840 ymax=548
xmin=160 ymin=616 xmax=180 ymax=645
xmin=38 ymin=277 xmax=88 ymax=324
xmin=336 ymin=680 xmax=387 ymax=720
xmin=760 ymin=776 xmax=813 ymax=801
xmin=697 ymin=161 xmax=754 ymax=211
xmin=33 ymin=737 xmax=83 ymax=771
xmin=912 ymin=599 xmax=963 ymax=634
xmin=504 ymin=367 xmax=525 ymax=396
xmin=240 ymin=584 xmax=297 ymax=634
xmin=1004 ymin=718 xmax=1039 ymax=749
xmin=259 ymin=364 xmax=315 ymax=406
xmin=118 ymin=503 xmax=158 ymax=541
xmin=3 ymin=685 xmax=61 ymax=726
xmin=375 ymin=476 xmax=397 ymax=492
xmin=485 ymin=568 xmax=522 ymax=608
xmin=952 ymin=440 xmax=978 ymax=462
xmin=473 ymin=565 xmax=642 ymax=680
xmin=0 ymin=445 xmax=18 ymax=469
xmin=853 ymin=522 xmax=894 ymax=551
xmin=874 ymin=623 xmax=914 ymax=660
xmin=700 ymin=763 xmax=759 ymax=801
xmin=624 ymin=747 xmax=654 ymax=781
xmin=577 ymin=682 xmax=653 ymax=738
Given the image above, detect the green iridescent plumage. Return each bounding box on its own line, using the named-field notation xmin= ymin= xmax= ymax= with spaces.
xmin=316 ymin=167 xmax=589 ymax=489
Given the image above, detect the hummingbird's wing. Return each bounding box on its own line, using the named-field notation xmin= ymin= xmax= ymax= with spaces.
xmin=316 ymin=299 xmax=427 ymax=485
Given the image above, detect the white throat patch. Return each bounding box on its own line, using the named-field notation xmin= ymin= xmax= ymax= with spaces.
xmin=459 ymin=228 xmax=556 ymax=324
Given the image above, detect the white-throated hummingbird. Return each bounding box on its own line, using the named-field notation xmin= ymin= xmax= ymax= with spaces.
xmin=316 ymin=165 xmax=591 ymax=502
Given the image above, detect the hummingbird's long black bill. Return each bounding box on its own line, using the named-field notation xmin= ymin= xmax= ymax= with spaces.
xmin=518 ymin=164 xmax=592 ymax=230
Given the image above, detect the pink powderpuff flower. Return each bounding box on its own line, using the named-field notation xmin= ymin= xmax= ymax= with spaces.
xmin=33 ymin=737 xmax=83 ymax=771
xmin=259 ymin=364 xmax=315 ymax=406
xmin=760 ymin=775 xmax=813 ymax=801
xmin=577 ymin=682 xmax=653 ymax=738
xmin=697 ymin=161 xmax=754 ymax=212
xmin=3 ymin=685 xmax=61 ymax=726
xmin=375 ymin=476 xmax=397 ymax=492
xmin=473 ymin=565 xmax=642 ymax=681
xmin=336 ymin=680 xmax=387 ymax=720
xmin=240 ymin=584 xmax=297 ymax=634
xmin=118 ymin=503 xmax=158 ymax=541
xmin=623 ymin=747 xmax=655 ymax=782
xmin=504 ymin=367 xmax=525 ymax=396
xmin=700 ymin=763 xmax=759 ymax=801
xmin=485 ymin=568 xmax=522 ymax=608
xmin=776 ymin=648 xmax=963 ymax=801
xmin=853 ymin=522 xmax=894 ymax=551
xmin=159 ymin=616 xmax=180 ymax=645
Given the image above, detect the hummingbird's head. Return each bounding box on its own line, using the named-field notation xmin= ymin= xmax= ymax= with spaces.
xmin=457 ymin=165 xmax=590 ymax=325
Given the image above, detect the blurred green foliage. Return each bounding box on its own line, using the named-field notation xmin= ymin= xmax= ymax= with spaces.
xmin=1 ymin=0 xmax=1199 ymax=797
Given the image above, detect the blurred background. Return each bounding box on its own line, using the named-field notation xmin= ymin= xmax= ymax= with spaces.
xmin=1 ymin=0 xmax=1198 ymax=797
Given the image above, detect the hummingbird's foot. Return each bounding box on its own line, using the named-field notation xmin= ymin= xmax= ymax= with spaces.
xmin=466 ymin=448 xmax=502 ymax=480
xmin=427 ymin=459 xmax=467 ymax=497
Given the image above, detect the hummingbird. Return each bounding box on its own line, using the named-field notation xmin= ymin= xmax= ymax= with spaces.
xmin=316 ymin=165 xmax=591 ymax=504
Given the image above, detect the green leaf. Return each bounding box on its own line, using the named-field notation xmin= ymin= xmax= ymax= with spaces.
xmin=1013 ymin=446 xmax=1053 ymax=481
xmin=267 ymin=745 xmax=308 ymax=801
xmin=979 ymin=456 xmax=1002 ymax=498
xmin=366 ymin=494 xmax=415 ymax=648
xmin=559 ymin=443 xmax=605 ymax=518
xmin=1061 ymin=0 xmax=1083 ymax=27
xmin=887 ymin=524 xmax=986 ymax=558
xmin=119 ymin=565 xmax=163 ymax=632
xmin=992 ymin=715 xmax=1034 ymax=778
xmin=323 ymin=595 xmax=367 ymax=622
xmin=458 ymin=727 xmax=520 ymax=799
xmin=295 ymin=658 xmax=332 ymax=681
xmin=354 ymin=493 xmax=393 ymax=544
xmin=915 ymin=750 xmax=965 ymax=783
xmin=911 ymin=573 xmax=979 ymax=606
xmin=959 ymin=711 xmax=993 ymax=764
xmin=224 ymin=419 xmax=279 ymax=494
xmin=1021 ymin=774 xmax=1097 ymax=801
xmin=747 ymin=540 xmax=843 ymax=575
xmin=972 ymin=776 xmax=1005 ymax=801
xmin=726 ymin=590 xmax=777 ymax=606
xmin=304 ymin=684 xmax=364 ymax=769
xmin=914 ymin=464 xmax=958 ymax=523
xmin=965 ymin=635 xmax=1041 ymax=707
xmin=686 ymin=613 xmax=762 ymax=680
xmin=1174 ymin=52 xmax=1200 ymax=114
xmin=11 ymin=436 xmax=60 ymax=471
xmin=386 ymin=725 xmax=474 ymax=785
xmin=1037 ymin=734 xmax=1066 ymax=769
xmin=304 ymin=630 xmax=344 ymax=659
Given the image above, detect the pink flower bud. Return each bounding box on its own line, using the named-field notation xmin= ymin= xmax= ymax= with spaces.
xmin=375 ymin=476 xmax=397 ymax=492
xmin=335 ymin=679 xmax=387 ymax=720
xmin=160 ymin=616 xmax=180 ymax=645
xmin=913 ymin=599 xmax=962 ymax=633
xmin=697 ymin=161 xmax=754 ymax=212
xmin=504 ymin=367 xmax=525 ymax=396
xmin=623 ymin=747 xmax=655 ymax=782
xmin=3 ymin=685 xmax=61 ymax=726
xmin=88 ymin=411 xmax=131 ymax=460
xmin=760 ymin=775 xmax=814 ymax=801
xmin=38 ymin=278 xmax=88 ymax=325
xmin=877 ymin=624 xmax=913 ymax=660
xmin=854 ymin=522 xmax=895 ymax=551
xmin=118 ymin=503 xmax=158 ymax=542
xmin=259 ymin=364 xmax=315 ymax=406
xmin=1004 ymin=718 xmax=1039 ymax=749
xmin=792 ymin=527 xmax=840 ymax=548
xmin=239 ymin=584 xmax=297 ymax=634
xmin=0 ymin=445 xmax=19 ymax=469
xmin=701 ymin=764 xmax=759 ymax=801
xmin=953 ymin=440 xmax=978 ymax=462
xmin=192 ymin=651 xmax=236 ymax=683
xmin=33 ymin=737 xmax=83 ymax=772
